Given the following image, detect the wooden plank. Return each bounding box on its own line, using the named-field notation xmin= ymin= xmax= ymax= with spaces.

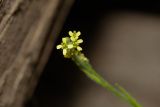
xmin=0 ymin=0 xmax=74 ymax=107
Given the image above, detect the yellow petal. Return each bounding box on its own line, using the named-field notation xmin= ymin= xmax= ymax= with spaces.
xmin=70 ymin=36 xmax=76 ymax=41
xmin=76 ymin=31 xmax=81 ymax=37
xmin=62 ymin=38 xmax=67 ymax=43
xmin=56 ymin=45 xmax=62 ymax=49
xmin=63 ymin=49 xmax=67 ymax=56
xmin=77 ymin=39 xmax=83 ymax=43
xmin=68 ymin=44 xmax=73 ymax=49
xmin=69 ymin=31 xmax=73 ymax=36
xmin=77 ymin=46 xmax=82 ymax=51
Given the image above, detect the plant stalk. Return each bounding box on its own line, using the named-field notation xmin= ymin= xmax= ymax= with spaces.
xmin=72 ymin=54 xmax=142 ymax=107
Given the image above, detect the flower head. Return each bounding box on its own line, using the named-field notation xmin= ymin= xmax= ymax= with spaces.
xmin=56 ymin=31 xmax=83 ymax=58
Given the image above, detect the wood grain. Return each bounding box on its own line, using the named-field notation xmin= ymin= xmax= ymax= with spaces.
xmin=0 ymin=0 xmax=74 ymax=107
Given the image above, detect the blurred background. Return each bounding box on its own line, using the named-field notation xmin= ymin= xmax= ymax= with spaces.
xmin=26 ymin=0 xmax=160 ymax=107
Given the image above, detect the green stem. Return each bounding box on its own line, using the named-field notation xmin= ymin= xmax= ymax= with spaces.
xmin=72 ymin=54 xmax=142 ymax=107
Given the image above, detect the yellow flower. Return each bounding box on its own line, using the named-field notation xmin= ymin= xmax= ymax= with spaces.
xmin=56 ymin=31 xmax=83 ymax=58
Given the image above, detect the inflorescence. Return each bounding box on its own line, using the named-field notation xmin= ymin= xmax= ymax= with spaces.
xmin=56 ymin=31 xmax=83 ymax=58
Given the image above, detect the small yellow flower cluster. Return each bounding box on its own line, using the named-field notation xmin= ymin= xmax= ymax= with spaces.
xmin=56 ymin=31 xmax=83 ymax=58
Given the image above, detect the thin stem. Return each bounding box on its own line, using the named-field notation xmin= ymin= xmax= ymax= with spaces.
xmin=72 ymin=54 xmax=142 ymax=107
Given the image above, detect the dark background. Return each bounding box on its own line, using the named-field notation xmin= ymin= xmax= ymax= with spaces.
xmin=26 ymin=0 xmax=160 ymax=107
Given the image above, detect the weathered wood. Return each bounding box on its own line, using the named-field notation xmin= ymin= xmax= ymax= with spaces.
xmin=0 ymin=0 xmax=74 ymax=107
